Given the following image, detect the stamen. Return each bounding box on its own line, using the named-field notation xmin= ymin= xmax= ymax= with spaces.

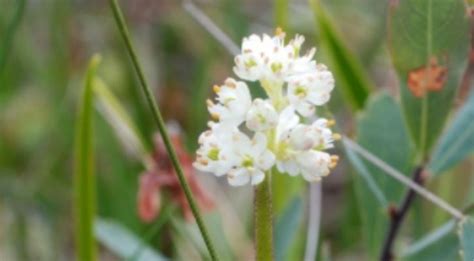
xmin=206 ymin=99 xmax=214 ymax=107
xmin=211 ymin=113 xmax=220 ymax=121
xmin=275 ymin=27 xmax=284 ymax=37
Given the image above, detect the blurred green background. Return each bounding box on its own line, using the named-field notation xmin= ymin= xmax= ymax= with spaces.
xmin=1 ymin=0 xmax=474 ymax=260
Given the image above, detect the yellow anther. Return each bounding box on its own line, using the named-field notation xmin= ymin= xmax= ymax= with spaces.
xmin=211 ymin=113 xmax=220 ymax=121
xmin=213 ymin=85 xmax=221 ymax=93
xmin=275 ymin=27 xmax=284 ymax=36
xmin=198 ymin=158 xmax=209 ymax=166
xmin=327 ymin=119 xmax=336 ymax=127
xmin=332 ymin=133 xmax=341 ymax=141
xmin=206 ymin=99 xmax=215 ymax=108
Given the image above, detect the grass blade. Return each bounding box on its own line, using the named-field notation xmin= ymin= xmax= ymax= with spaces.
xmin=309 ymin=0 xmax=372 ymax=110
xmin=107 ymin=1 xmax=218 ymax=259
xmin=0 ymin=0 xmax=26 ymax=78
xmin=93 ymin=78 xmax=150 ymax=166
xmin=74 ymin=54 xmax=101 ymax=261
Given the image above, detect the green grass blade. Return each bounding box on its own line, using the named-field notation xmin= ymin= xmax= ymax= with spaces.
xmin=0 ymin=0 xmax=26 ymax=78
xmin=93 ymin=78 xmax=149 ymax=165
xmin=74 ymin=54 xmax=101 ymax=261
xmin=107 ymin=1 xmax=218 ymax=259
xmin=309 ymin=0 xmax=372 ymax=110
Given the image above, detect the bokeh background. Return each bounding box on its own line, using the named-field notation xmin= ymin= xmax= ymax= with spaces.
xmin=1 ymin=0 xmax=473 ymax=260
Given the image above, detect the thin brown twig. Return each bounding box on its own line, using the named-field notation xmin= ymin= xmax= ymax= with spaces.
xmin=380 ymin=166 xmax=425 ymax=261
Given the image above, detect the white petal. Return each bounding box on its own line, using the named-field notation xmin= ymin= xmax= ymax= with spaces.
xmin=252 ymin=132 xmax=268 ymax=154
xmin=245 ymin=99 xmax=278 ymax=131
xmin=277 ymin=159 xmax=300 ymax=176
xmin=295 ymin=101 xmax=315 ymax=117
xmin=276 ymin=106 xmax=299 ymax=139
xmin=250 ymin=169 xmax=265 ymax=185
xmin=227 ymin=168 xmax=250 ymax=186
xmin=257 ymin=150 xmax=275 ymax=170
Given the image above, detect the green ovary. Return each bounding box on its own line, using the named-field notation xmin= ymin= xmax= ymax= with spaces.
xmin=207 ymin=148 xmax=220 ymax=161
xmin=245 ymin=59 xmax=257 ymax=68
xmin=271 ymin=62 xmax=282 ymax=73
xmin=242 ymin=155 xmax=254 ymax=168
xmin=294 ymin=86 xmax=307 ymax=97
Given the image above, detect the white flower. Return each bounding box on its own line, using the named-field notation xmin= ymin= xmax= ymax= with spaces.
xmin=227 ymin=132 xmax=275 ymax=186
xmin=193 ymin=124 xmax=236 ymax=176
xmin=295 ymin=150 xmax=332 ymax=181
xmin=289 ymin=119 xmax=334 ymax=150
xmin=311 ymin=119 xmax=335 ymax=149
xmin=287 ymin=66 xmax=334 ymax=117
xmin=233 ymin=35 xmax=266 ymax=81
xmin=195 ymin=29 xmax=338 ymax=186
xmin=273 ymin=107 xmax=337 ymax=179
xmin=246 ymin=98 xmax=278 ymax=132
xmin=234 ymin=32 xmax=294 ymax=83
xmin=207 ymin=78 xmax=252 ymax=126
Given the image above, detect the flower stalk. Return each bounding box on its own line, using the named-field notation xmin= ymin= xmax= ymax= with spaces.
xmin=107 ymin=0 xmax=218 ymax=260
xmin=254 ymin=170 xmax=274 ymax=261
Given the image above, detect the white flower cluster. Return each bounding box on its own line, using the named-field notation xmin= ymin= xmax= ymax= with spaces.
xmin=194 ymin=29 xmax=339 ymax=186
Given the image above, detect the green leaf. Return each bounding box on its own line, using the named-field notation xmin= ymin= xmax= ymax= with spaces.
xmin=401 ymin=219 xmax=456 ymax=258
xmin=349 ymin=92 xmax=416 ymax=258
xmin=429 ymin=92 xmax=474 ymax=175
xmin=345 ymin=145 xmax=388 ymax=206
xmin=74 ymin=54 xmax=101 ymax=261
xmin=274 ymin=197 xmax=303 ymax=261
xmin=309 ymin=0 xmax=373 ymax=110
xmin=388 ymin=0 xmax=469 ymax=158
xmin=404 ymin=232 xmax=459 ymax=261
xmin=458 ymin=217 xmax=474 ymax=261
xmin=93 ymin=78 xmax=148 ymax=163
xmin=95 ymin=218 xmax=168 ymax=261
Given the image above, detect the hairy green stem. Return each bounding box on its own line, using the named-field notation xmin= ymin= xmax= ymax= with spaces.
xmin=107 ymin=1 xmax=218 ymax=260
xmin=255 ymin=172 xmax=274 ymax=261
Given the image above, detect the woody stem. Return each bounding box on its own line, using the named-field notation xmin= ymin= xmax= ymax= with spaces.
xmin=254 ymin=170 xmax=274 ymax=261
